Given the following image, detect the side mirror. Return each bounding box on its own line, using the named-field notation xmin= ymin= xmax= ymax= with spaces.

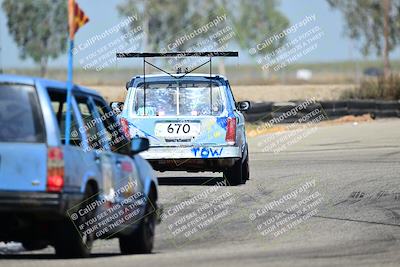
xmin=110 ymin=102 xmax=124 ymax=115
xmin=236 ymin=101 xmax=250 ymax=111
xmin=130 ymin=137 xmax=149 ymax=155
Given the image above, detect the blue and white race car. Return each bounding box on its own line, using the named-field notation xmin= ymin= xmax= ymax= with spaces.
xmin=117 ymin=73 xmax=250 ymax=186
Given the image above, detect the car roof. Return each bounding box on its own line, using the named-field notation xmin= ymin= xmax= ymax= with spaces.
xmin=129 ymin=73 xmax=229 ymax=87
xmin=131 ymin=73 xmax=227 ymax=81
xmin=0 ymin=74 xmax=100 ymax=97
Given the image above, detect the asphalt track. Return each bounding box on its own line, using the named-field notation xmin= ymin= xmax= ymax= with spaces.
xmin=1 ymin=119 xmax=400 ymax=267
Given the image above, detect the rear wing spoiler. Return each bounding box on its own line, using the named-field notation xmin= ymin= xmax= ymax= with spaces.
xmin=116 ymin=51 xmax=239 ymax=115
xmin=116 ymin=51 xmax=238 ymax=58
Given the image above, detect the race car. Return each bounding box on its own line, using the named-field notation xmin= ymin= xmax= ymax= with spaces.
xmin=114 ymin=52 xmax=249 ymax=185
xmin=116 ymin=72 xmax=250 ymax=186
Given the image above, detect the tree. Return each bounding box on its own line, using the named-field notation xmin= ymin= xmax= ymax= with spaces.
xmin=117 ymin=0 xmax=195 ymax=52
xmin=327 ymin=0 xmax=400 ymax=78
xmin=2 ymin=0 xmax=68 ymax=76
xmin=118 ymin=0 xmax=289 ymax=75
xmin=232 ymin=0 xmax=290 ymax=55
xmin=186 ymin=0 xmax=233 ymax=74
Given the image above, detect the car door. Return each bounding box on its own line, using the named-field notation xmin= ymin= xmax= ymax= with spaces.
xmin=75 ymin=94 xmax=118 ymax=199
xmin=91 ymin=97 xmax=141 ymax=196
xmin=47 ymin=87 xmax=95 ymax=192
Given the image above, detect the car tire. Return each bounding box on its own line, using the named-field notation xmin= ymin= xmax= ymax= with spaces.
xmin=54 ymin=186 xmax=95 ymax=258
xmin=22 ymin=241 xmax=48 ymax=251
xmin=242 ymin=153 xmax=249 ymax=183
xmin=223 ymin=158 xmax=243 ymax=186
xmin=119 ymin=190 xmax=157 ymax=254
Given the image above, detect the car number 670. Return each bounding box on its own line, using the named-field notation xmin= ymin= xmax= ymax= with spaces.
xmin=167 ymin=123 xmax=191 ymax=134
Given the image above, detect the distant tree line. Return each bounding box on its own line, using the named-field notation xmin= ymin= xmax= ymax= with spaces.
xmin=328 ymin=0 xmax=400 ymax=78
xmin=2 ymin=0 xmax=289 ymax=76
xmin=2 ymin=0 xmax=400 ymax=79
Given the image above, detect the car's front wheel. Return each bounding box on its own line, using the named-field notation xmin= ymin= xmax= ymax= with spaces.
xmin=119 ymin=190 xmax=157 ymax=254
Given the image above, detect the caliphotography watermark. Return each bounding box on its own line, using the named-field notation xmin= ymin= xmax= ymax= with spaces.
xmin=249 ymin=14 xmax=325 ymax=72
xmin=73 ymin=14 xmax=145 ymax=71
xmin=69 ymin=103 xmax=131 ymax=167
xmin=159 ymin=178 xmax=235 ymax=248
xmin=254 ymin=97 xmax=329 ymax=153
xmin=67 ymin=176 xmax=155 ymax=247
xmin=249 ymin=179 xmax=323 ymax=239
xmin=160 ymin=11 xmax=237 ymax=72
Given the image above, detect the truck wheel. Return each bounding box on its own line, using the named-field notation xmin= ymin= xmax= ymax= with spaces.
xmin=119 ymin=190 xmax=157 ymax=254
xmin=223 ymin=159 xmax=243 ymax=186
xmin=54 ymin=186 xmax=95 ymax=258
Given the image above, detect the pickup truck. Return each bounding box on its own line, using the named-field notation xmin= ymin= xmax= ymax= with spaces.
xmin=0 ymin=74 xmax=159 ymax=258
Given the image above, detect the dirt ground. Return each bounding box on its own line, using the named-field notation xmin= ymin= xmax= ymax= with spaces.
xmin=246 ymin=114 xmax=374 ymax=137
xmin=229 ymin=84 xmax=355 ymax=102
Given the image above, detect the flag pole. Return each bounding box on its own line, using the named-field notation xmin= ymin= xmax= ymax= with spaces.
xmin=65 ymin=38 xmax=74 ymax=145
xmin=65 ymin=0 xmax=88 ymax=144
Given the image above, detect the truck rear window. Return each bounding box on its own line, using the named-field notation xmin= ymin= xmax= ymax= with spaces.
xmin=133 ymin=81 xmax=225 ymax=116
xmin=0 ymin=84 xmax=45 ymax=143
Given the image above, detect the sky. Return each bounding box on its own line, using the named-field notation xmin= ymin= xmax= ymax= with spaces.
xmin=0 ymin=0 xmax=399 ymax=69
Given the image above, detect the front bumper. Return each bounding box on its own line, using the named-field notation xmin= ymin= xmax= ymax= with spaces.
xmin=141 ymin=145 xmax=241 ymax=159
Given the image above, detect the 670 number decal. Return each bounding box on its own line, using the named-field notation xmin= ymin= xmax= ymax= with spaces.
xmin=155 ymin=122 xmax=200 ymax=137
xmin=167 ymin=123 xmax=191 ymax=134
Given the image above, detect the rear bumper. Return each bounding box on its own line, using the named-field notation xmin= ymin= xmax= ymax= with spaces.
xmin=140 ymin=146 xmax=241 ymax=172
xmin=141 ymin=145 xmax=242 ymax=172
xmin=0 ymin=191 xmax=84 ymax=241
xmin=141 ymin=145 xmax=241 ymax=159
xmin=0 ymin=191 xmax=83 ymax=215
xmin=150 ymin=158 xmax=239 ymax=172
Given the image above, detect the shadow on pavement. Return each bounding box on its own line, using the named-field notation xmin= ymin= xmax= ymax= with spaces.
xmin=0 ymin=252 xmax=123 ymax=260
xmin=158 ymin=176 xmax=225 ymax=186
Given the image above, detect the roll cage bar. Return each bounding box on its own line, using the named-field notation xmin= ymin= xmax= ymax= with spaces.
xmin=116 ymin=51 xmax=238 ymax=116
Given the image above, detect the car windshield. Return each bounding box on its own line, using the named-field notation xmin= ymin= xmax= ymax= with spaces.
xmin=133 ymin=81 xmax=225 ymax=116
xmin=0 ymin=84 xmax=45 ymax=143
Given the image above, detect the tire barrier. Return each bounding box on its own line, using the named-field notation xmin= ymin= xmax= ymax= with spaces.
xmin=244 ymin=99 xmax=400 ymax=123
xmin=347 ymin=100 xmax=377 ymax=116
xmin=375 ymin=100 xmax=400 ymax=118
xmin=244 ymin=112 xmax=272 ymax=122
xmin=320 ymin=101 xmax=348 ymax=118
xmin=246 ymin=102 xmax=273 ymax=114
xmin=271 ymin=102 xmax=304 ymax=123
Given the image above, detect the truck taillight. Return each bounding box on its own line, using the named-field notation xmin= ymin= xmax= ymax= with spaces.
xmin=225 ymin=117 xmax=236 ymax=145
xmin=47 ymin=147 xmax=64 ymax=192
xmin=120 ymin=118 xmax=131 ymax=139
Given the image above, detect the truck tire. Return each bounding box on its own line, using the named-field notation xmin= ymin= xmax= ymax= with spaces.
xmin=119 ymin=190 xmax=157 ymax=254
xmin=54 ymin=186 xmax=95 ymax=258
xmin=223 ymin=159 xmax=243 ymax=186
